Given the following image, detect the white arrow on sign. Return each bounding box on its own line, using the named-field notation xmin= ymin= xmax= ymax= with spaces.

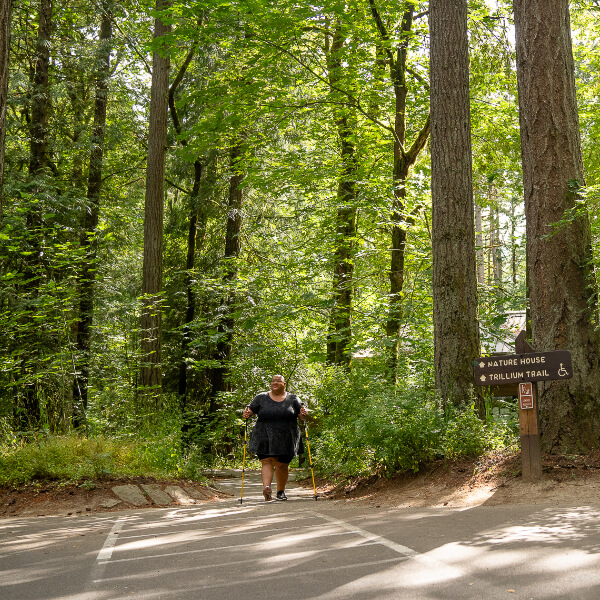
xmin=480 ymin=374 xmax=487 ymax=382
xmin=479 ymin=362 xmax=486 ymax=368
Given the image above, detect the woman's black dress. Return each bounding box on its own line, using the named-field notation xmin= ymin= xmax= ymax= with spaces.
xmin=248 ymin=392 xmax=302 ymax=458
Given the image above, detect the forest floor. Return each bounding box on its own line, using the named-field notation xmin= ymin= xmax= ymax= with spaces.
xmin=2 ymin=450 xmax=600 ymax=518
xmin=320 ymin=450 xmax=600 ymax=508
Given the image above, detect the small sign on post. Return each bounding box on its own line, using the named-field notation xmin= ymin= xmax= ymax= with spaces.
xmin=518 ymin=382 xmax=534 ymax=409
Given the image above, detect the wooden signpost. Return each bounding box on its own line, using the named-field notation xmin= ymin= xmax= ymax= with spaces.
xmin=473 ymin=331 xmax=573 ymax=482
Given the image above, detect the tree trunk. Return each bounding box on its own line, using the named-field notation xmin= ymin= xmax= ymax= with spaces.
xmin=325 ymin=23 xmax=357 ymax=368
xmin=140 ymin=0 xmax=171 ymax=397
xmin=208 ymin=141 xmax=245 ymax=412
xmin=0 ymin=0 xmax=13 ymax=220
xmin=178 ymin=160 xmax=202 ymax=401
xmin=72 ymin=1 xmax=113 ymax=428
xmin=430 ymin=0 xmax=481 ymax=408
xmin=166 ymin=42 xmax=205 ymax=404
xmin=492 ymin=206 xmax=502 ymax=291
xmin=367 ymin=1 xmax=430 ymax=379
xmin=64 ymin=52 xmax=86 ymax=191
xmin=513 ymin=0 xmax=600 ymax=452
xmin=18 ymin=0 xmax=53 ymax=430
xmin=509 ymin=196 xmax=518 ymax=286
xmin=29 ymin=0 xmax=52 ymax=177
xmin=475 ymin=203 xmax=485 ymax=285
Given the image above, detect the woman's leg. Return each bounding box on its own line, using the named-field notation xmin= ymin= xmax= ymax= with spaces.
xmin=274 ymin=460 xmax=289 ymax=492
xmin=261 ymin=457 xmax=275 ymax=488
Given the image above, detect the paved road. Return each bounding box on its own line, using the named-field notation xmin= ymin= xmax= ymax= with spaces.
xmin=2 ymin=472 xmax=600 ymax=599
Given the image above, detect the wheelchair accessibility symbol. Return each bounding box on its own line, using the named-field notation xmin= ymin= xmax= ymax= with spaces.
xmin=558 ymin=363 xmax=569 ymax=377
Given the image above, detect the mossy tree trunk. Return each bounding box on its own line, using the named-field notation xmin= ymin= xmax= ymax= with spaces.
xmin=368 ymin=1 xmax=430 ymax=380
xmin=208 ymin=141 xmax=245 ymax=413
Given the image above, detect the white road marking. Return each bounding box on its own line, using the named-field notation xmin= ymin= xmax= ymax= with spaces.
xmin=310 ymin=511 xmax=419 ymax=557
xmin=92 ymin=542 xmax=383 ymax=583
xmin=94 ymin=529 xmax=358 ymax=566
xmin=96 ymin=517 xmax=125 ymax=564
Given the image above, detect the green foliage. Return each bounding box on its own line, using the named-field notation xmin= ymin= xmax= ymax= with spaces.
xmin=355 ymin=390 xmax=443 ymax=475
xmin=442 ymin=407 xmax=488 ymax=459
xmin=305 ymin=367 xmax=519 ymax=479
xmin=0 ymin=431 xmax=210 ymax=486
xmin=0 ymin=436 xmax=140 ymax=485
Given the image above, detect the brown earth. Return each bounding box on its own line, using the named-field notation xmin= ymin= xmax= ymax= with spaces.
xmin=2 ymin=451 xmax=600 ymax=518
xmin=0 ymin=477 xmax=231 ymax=518
xmin=322 ymin=450 xmax=600 ymax=508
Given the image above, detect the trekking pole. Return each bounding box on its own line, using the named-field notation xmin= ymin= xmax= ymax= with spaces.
xmin=240 ymin=408 xmax=249 ymax=504
xmin=302 ymin=406 xmax=318 ymax=501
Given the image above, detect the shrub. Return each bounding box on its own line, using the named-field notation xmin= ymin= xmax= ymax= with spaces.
xmin=442 ymin=407 xmax=487 ymax=458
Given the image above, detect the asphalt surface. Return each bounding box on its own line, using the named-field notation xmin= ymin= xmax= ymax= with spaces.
xmin=2 ymin=472 xmax=600 ymax=599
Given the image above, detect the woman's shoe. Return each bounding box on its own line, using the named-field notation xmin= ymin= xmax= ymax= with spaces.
xmin=276 ymin=490 xmax=287 ymax=501
xmin=263 ymin=486 xmax=272 ymax=501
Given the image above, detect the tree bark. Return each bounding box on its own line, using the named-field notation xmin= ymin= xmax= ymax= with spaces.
xmin=72 ymin=1 xmax=113 ymax=428
xmin=475 ymin=203 xmax=485 ymax=285
xmin=513 ymin=0 xmax=600 ymax=452
xmin=492 ymin=206 xmax=502 ymax=292
xmin=430 ymin=0 xmax=481 ymax=408
xmin=0 ymin=0 xmax=13 ymax=220
xmin=325 ymin=23 xmax=357 ymax=368
xmin=140 ymin=0 xmax=171 ymax=396
xmin=177 ymin=159 xmax=202 ymax=402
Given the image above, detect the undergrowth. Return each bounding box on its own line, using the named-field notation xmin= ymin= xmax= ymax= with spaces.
xmin=0 ymin=365 xmax=519 ymax=486
xmin=0 ymin=434 xmax=211 ymax=486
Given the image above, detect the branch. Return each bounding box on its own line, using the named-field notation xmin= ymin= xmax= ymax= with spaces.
xmin=407 ymin=66 xmax=429 ymax=91
xmin=367 ymin=0 xmax=395 ymax=64
xmin=256 ymin=33 xmax=399 ymax=144
xmin=165 ymin=178 xmax=191 ymax=195
xmin=109 ymin=13 xmax=152 ymax=76
xmin=169 ymin=43 xmax=197 ymax=143
xmin=405 ymin=112 xmax=430 ymax=167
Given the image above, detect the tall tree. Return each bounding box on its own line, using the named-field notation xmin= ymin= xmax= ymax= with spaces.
xmin=18 ymin=0 xmax=54 ymax=429
xmin=140 ymin=0 xmax=171 ymax=397
xmin=475 ymin=202 xmax=485 ymax=284
xmin=367 ymin=0 xmax=430 ymax=378
xmin=72 ymin=0 xmax=114 ymax=427
xmin=208 ymin=140 xmax=245 ymax=412
xmin=168 ymin=41 xmax=204 ymax=404
xmin=0 ymin=0 xmax=12 ymax=218
xmin=513 ymin=0 xmax=600 ymax=451
xmin=325 ymin=20 xmax=358 ymax=368
xmin=29 ymin=0 xmax=52 ymax=178
xmin=430 ymin=0 xmax=481 ymax=407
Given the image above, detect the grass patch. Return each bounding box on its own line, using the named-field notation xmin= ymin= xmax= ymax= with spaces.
xmin=0 ymin=435 xmax=210 ymax=485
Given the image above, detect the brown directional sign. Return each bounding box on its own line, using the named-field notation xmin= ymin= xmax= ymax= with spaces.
xmin=473 ymin=350 xmax=572 ymax=386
